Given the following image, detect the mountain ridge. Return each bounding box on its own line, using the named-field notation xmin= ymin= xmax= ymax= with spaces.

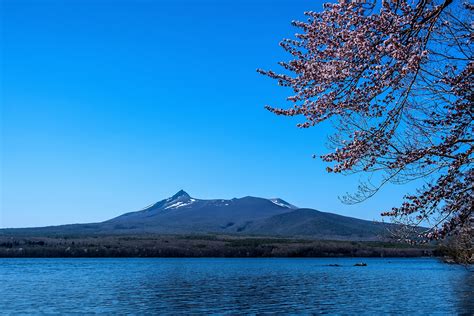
xmin=0 ymin=190 xmax=394 ymax=240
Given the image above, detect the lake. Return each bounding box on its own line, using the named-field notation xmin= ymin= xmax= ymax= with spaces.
xmin=1 ymin=258 xmax=472 ymax=314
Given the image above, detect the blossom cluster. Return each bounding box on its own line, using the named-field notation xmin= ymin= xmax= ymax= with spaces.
xmin=259 ymin=0 xmax=473 ymax=240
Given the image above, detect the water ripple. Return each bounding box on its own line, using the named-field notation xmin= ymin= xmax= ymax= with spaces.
xmin=0 ymin=258 xmax=472 ymax=314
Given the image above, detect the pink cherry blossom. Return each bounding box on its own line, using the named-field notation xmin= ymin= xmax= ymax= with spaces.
xmin=259 ymin=0 xmax=472 ymax=242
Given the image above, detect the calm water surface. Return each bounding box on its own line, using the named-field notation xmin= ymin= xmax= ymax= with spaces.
xmin=0 ymin=258 xmax=472 ymax=315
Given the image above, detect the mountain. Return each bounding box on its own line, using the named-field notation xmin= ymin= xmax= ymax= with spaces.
xmin=0 ymin=190 xmax=394 ymax=240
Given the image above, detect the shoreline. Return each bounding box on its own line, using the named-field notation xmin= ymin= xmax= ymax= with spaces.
xmin=0 ymin=234 xmax=436 ymax=258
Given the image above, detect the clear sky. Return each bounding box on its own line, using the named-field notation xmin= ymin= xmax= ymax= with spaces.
xmin=0 ymin=0 xmax=418 ymax=228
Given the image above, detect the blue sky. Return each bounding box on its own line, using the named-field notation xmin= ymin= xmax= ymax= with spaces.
xmin=1 ymin=0 xmax=417 ymax=228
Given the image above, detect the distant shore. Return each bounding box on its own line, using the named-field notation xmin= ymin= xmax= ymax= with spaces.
xmin=0 ymin=234 xmax=437 ymax=258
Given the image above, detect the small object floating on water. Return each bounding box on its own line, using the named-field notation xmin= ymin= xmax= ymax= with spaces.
xmin=354 ymin=262 xmax=367 ymax=267
xmin=327 ymin=264 xmax=342 ymax=267
xmin=442 ymin=257 xmax=456 ymax=264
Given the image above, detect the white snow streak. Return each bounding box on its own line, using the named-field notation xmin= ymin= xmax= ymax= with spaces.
xmin=164 ymin=200 xmax=195 ymax=210
xmin=270 ymin=199 xmax=290 ymax=208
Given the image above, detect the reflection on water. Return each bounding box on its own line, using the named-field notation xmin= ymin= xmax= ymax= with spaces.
xmin=0 ymin=258 xmax=472 ymax=314
xmin=455 ymin=269 xmax=474 ymax=313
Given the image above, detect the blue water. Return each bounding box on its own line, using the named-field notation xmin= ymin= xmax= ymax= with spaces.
xmin=0 ymin=258 xmax=472 ymax=314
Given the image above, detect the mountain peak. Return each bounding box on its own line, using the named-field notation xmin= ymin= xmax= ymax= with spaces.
xmin=171 ymin=190 xmax=190 ymax=200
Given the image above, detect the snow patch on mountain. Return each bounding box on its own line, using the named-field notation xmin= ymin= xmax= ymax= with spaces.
xmin=269 ymin=198 xmax=297 ymax=209
xmin=164 ymin=200 xmax=195 ymax=209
